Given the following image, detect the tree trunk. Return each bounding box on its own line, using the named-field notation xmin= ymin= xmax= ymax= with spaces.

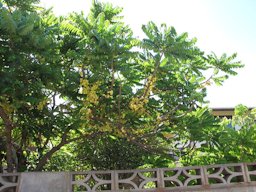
xmin=34 ymin=131 xmax=101 ymax=171
xmin=0 ymin=106 xmax=14 ymax=173
xmin=34 ymin=133 xmax=68 ymax=171
xmin=0 ymin=155 xmax=3 ymax=173
xmin=17 ymin=129 xmax=28 ymax=172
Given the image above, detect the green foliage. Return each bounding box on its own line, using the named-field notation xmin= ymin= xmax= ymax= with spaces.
xmin=76 ymin=136 xmax=151 ymax=170
xmin=44 ymin=144 xmax=86 ymax=171
xmin=2 ymin=0 xmax=39 ymax=11
xmin=0 ymin=0 xmax=244 ymax=172
xmin=181 ymin=105 xmax=256 ymax=166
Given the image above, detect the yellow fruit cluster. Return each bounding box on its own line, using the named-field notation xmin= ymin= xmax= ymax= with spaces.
xmin=80 ymin=78 xmax=89 ymax=93
xmin=143 ymin=75 xmax=156 ymax=98
xmin=80 ymin=78 xmax=100 ymax=105
xmin=162 ymin=132 xmax=174 ymax=139
xmin=0 ymin=101 xmax=14 ymax=114
xmin=101 ymin=122 xmax=113 ymax=132
xmin=129 ymin=97 xmax=147 ymax=114
xmin=37 ymin=99 xmax=49 ymax=111
xmin=129 ymin=75 xmax=156 ymax=114
xmin=103 ymin=90 xmax=113 ymax=99
xmin=80 ymin=107 xmax=92 ymax=120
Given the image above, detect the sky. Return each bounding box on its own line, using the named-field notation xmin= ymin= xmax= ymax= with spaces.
xmin=40 ymin=0 xmax=256 ymax=108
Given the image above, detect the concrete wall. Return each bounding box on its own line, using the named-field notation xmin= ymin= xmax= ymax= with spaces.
xmin=18 ymin=172 xmax=70 ymax=192
xmin=1 ymin=162 xmax=256 ymax=192
xmin=12 ymin=172 xmax=256 ymax=192
xmin=14 ymin=173 xmax=256 ymax=192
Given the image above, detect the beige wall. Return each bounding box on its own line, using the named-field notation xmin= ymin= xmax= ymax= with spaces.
xmin=1 ymin=162 xmax=256 ymax=192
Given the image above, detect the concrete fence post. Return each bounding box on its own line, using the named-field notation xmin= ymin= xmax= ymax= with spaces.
xmin=18 ymin=172 xmax=69 ymax=192
xmin=157 ymin=168 xmax=164 ymax=188
xmin=112 ymin=170 xmax=118 ymax=191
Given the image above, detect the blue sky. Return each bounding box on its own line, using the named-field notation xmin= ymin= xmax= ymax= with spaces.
xmin=41 ymin=0 xmax=256 ymax=108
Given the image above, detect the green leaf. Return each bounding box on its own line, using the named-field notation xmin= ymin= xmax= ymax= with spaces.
xmin=18 ymin=23 xmax=34 ymax=36
xmin=160 ymin=57 xmax=168 ymax=67
xmin=1 ymin=9 xmax=17 ymax=34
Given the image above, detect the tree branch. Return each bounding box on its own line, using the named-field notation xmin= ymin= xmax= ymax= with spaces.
xmin=34 ymin=130 xmax=104 ymax=171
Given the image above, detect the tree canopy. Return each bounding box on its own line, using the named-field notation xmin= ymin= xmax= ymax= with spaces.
xmin=0 ymin=0 xmax=245 ymax=172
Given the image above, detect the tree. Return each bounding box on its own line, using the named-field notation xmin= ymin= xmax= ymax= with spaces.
xmin=0 ymin=0 xmax=243 ymax=172
xmin=0 ymin=0 xmax=80 ymax=171
xmin=180 ymin=105 xmax=256 ymax=166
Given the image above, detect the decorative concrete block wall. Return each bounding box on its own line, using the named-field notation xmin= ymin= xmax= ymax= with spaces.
xmin=1 ymin=162 xmax=256 ymax=192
